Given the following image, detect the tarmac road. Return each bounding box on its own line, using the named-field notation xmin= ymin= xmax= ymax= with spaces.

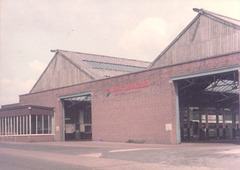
xmin=0 ymin=141 xmax=240 ymax=170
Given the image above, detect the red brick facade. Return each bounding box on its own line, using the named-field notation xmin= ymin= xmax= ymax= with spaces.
xmin=18 ymin=53 xmax=240 ymax=144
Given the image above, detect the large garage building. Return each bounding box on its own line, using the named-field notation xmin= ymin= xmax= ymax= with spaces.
xmin=1 ymin=9 xmax=239 ymax=144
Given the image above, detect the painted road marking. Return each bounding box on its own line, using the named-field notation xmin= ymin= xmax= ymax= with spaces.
xmin=109 ymin=148 xmax=159 ymax=153
xmin=82 ymin=153 xmax=102 ymax=157
xmin=218 ymin=149 xmax=240 ymax=154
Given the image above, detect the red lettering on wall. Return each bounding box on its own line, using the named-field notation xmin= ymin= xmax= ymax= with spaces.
xmin=106 ymin=81 xmax=149 ymax=97
xmin=125 ymin=81 xmax=149 ymax=90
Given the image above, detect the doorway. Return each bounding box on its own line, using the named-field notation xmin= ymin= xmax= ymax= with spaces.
xmin=61 ymin=93 xmax=92 ymax=141
xmin=176 ymin=70 xmax=239 ymax=143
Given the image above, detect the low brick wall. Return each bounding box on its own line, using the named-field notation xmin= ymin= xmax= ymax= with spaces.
xmin=0 ymin=135 xmax=54 ymax=142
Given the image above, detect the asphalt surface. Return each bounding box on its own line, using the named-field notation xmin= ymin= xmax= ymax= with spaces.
xmin=1 ymin=141 xmax=240 ymax=170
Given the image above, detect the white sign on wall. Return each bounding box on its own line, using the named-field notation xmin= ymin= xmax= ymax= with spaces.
xmin=165 ymin=124 xmax=172 ymax=131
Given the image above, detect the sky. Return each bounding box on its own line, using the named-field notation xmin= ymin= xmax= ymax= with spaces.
xmin=1 ymin=0 xmax=240 ymax=106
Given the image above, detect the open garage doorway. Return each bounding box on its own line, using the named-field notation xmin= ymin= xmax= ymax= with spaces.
xmin=61 ymin=93 xmax=92 ymax=141
xmin=176 ymin=70 xmax=239 ymax=143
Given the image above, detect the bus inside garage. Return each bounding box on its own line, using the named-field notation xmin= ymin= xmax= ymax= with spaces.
xmin=177 ymin=70 xmax=239 ymax=143
xmin=61 ymin=94 xmax=92 ymax=141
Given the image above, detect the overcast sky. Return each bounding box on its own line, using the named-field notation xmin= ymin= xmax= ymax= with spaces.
xmin=1 ymin=0 xmax=240 ymax=106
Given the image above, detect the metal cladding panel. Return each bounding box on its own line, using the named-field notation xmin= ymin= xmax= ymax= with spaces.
xmin=151 ymin=13 xmax=240 ymax=69
xmin=30 ymin=54 xmax=93 ymax=93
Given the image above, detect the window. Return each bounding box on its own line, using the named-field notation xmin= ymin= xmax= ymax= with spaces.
xmin=31 ymin=115 xmax=36 ymax=134
xmin=44 ymin=115 xmax=48 ymax=134
xmin=37 ymin=115 xmax=42 ymax=134
xmin=0 ymin=114 xmax=53 ymax=136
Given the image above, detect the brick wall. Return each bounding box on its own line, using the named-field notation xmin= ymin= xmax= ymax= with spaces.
xmin=18 ymin=53 xmax=240 ymax=144
xmin=0 ymin=135 xmax=54 ymax=142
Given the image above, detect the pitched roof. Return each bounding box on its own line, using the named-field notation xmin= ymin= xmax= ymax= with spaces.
xmin=193 ymin=8 xmax=240 ymax=29
xmin=57 ymin=50 xmax=150 ymax=79
xmin=149 ymin=8 xmax=240 ymax=68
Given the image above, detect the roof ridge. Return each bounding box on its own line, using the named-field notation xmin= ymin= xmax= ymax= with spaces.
xmin=58 ymin=51 xmax=100 ymax=79
xmin=193 ymin=8 xmax=240 ymax=29
xmin=201 ymin=8 xmax=240 ymax=22
xmin=55 ymin=49 xmax=151 ymax=63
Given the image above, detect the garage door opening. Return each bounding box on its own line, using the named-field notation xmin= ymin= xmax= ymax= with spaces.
xmin=176 ymin=70 xmax=239 ymax=143
xmin=61 ymin=93 xmax=92 ymax=141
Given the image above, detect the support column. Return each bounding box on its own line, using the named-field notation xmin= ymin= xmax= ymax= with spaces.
xmin=216 ymin=108 xmax=219 ymax=139
xmin=62 ymin=101 xmax=65 ymax=141
xmin=48 ymin=115 xmax=50 ymax=134
xmin=23 ymin=116 xmax=25 ymax=135
xmin=206 ymin=109 xmax=209 ymax=140
xmin=42 ymin=115 xmax=44 ymax=134
xmin=5 ymin=117 xmax=7 ymax=135
xmin=16 ymin=116 xmax=19 ymax=135
xmin=2 ymin=118 xmax=3 ymax=135
xmin=7 ymin=117 xmax=10 ymax=135
xmin=4 ymin=118 xmax=6 ymax=135
xmin=174 ymin=82 xmax=181 ymax=144
xmin=238 ymin=69 xmax=240 ymax=141
xmin=26 ymin=116 xmax=28 ymax=135
xmin=223 ymin=110 xmax=226 ymax=138
xmin=20 ymin=116 xmax=22 ymax=135
xmin=199 ymin=107 xmax=202 ymax=140
xmin=10 ymin=117 xmax=12 ymax=135
xmin=36 ymin=115 xmax=38 ymax=134
xmin=0 ymin=118 xmax=1 ymax=135
xmin=13 ymin=117 xmax=15 ymax=135
xmin=29 ymin=115 xmax=32 ymax=135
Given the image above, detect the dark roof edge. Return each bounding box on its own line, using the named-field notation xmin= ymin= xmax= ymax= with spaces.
xmin=0 ymin=105 xmax=54 ymax=112
xmin=200 ymin=9 xmax=240 ymax=30
xmin=19 ymin=51 xmax=240 ymax=97
xmin=194 ymin=8 xmax=240 ymax=22
xmin=148 ymin=12 xmax=201 ymax=68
